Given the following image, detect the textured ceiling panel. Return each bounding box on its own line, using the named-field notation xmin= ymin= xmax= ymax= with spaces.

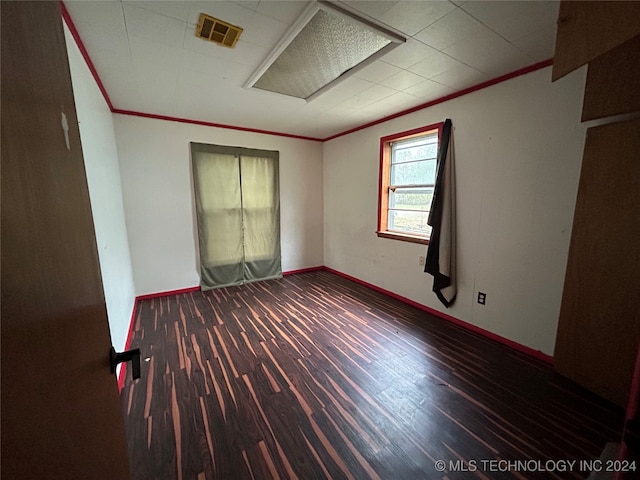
xmin=253 ymin=9 xmax=391 ymax=99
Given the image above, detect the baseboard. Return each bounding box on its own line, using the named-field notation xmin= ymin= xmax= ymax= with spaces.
xmin=136 ymin=286 xmax=201 ymax=301
xmin=323 ymin=266 xmax=554 ymax=365
xmin=118 ymin=286 xmax=200 ymax=390
xmin=283 ymin=266 xmax=324 ymax=276
xmin=118 ymin=265 xmax=553 ymax=391
xmin=134 ymin=269 xmax=324 ymax=298
xmin=117 ymin=300 xmax=138 ymax=392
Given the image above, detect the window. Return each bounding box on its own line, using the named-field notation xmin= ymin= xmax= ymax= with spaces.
xmin=377 ymin=123 xmax=442 ymax=244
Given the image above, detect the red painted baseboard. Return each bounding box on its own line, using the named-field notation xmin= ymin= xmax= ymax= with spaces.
xmin=323 ymin=266 xmax=554 ymax=365
xmin=117 ymin=300 xmax=138 ymax=391
xmin=283 ymin=266 xmax=324 ymax=276
xmin=117 ymin=266 xmax=553 ymax=391
xmin=117 ymin=286 xmax=200 ymax=390
xmin=136 ymin=286 xmax=201 ymax=301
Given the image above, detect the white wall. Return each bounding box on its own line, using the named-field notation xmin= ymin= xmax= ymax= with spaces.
xmin=64 ymin=26 xmax=136 ymax=351
xmin=67 ymin=23 xmax=584 ymax=358
xmin=113 ymin=116 xmax=324 ymax=295
xmin=323 ymin=66 xmax=588 ymax=356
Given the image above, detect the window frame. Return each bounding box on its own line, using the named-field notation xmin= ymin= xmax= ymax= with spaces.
xmin=377 ymin=122 xmax=443 ymax=245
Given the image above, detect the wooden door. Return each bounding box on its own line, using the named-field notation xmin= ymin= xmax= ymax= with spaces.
xmin=554 ymin=119 xmax=640 ymax=408
xmin=1 ymin=2 xmax=131 ymax=478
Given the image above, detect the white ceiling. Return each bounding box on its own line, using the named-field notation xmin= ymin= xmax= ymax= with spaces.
xmin=64 ymin=0 xmax=559 ymax=139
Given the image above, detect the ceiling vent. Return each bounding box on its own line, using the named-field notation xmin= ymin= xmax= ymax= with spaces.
xmin=196 ymin=13 xmax=243 ymax=48
xmin=244 ymin=1 xmax=405 ymax=101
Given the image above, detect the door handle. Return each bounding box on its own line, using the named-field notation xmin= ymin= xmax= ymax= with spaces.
xmin=110 ymin=346 xmax=141 ymax=380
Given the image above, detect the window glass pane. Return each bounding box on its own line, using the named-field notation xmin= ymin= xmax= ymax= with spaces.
xmin=389 ymin=187 xmax=433 ymax=211
xmin=381 ymin=129 xmax=439 ymax=240
xmin=393 ymin=135 xmax=436 ymax=150
xmin=392 ymin=141 xmax=437 ymax=163
xmin=390 ymin=160 xmax=436 ymax=185
xmin=388 ymin=210 xmax=432 ymax=236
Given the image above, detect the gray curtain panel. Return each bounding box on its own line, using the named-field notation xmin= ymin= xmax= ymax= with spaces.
xmin=191 ymin=143 xmax=282 ymax=290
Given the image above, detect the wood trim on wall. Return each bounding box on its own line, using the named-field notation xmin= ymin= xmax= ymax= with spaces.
xmin=377 ymin=122 xmax=443 ymax=245
xmin=117 ymin=302 xmax=138 ymax=391
xmin=120 ymin=266 xmax=554 ymax=390
xmin=60 ymin=1 xmax=113 ymax=110
xmin=323 ymin=267 xmax=554 ymax=365
xmin=136 ymin=286 xmax=202 ymax=302
xmin=323 ymin=59 xmax=553 ymax=142
xmin=282 ymin=266 xmax=325 ymax=276
xmin=112 ymin=109 xmax=323 ymax=142
xmin=60 ymin=1 xmax=553 ymax=144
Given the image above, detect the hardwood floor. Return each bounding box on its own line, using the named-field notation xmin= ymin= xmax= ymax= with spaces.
xmin=121 ymin=271 xmax=623 ymax=479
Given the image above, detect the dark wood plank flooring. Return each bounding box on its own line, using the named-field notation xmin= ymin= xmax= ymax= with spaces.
xmin=121 ymin=271 xmax=624 ymax=479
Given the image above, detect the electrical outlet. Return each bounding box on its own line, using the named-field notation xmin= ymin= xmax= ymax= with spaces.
xmin=477 ymin=292 xmax=486 ymax=305
xmin=419 ymin=256 xmax=425 ymax=266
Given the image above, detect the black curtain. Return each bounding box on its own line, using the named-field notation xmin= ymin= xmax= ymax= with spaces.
xmin=425 ymin=119 xmax=456 ymax=307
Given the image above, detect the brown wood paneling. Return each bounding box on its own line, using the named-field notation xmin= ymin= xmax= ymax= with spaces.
xmin=1 ymin=2 xmax=131 ymax=478
xmin=582 ymin=34 xmax=640 ymax=121
xmin=122 ymin=271 xmax=624 ymax=479
xmin=552 ymin=1 xmax=640 ymax=81
xmin=555 ymin=119 xmax=640 ymax=407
